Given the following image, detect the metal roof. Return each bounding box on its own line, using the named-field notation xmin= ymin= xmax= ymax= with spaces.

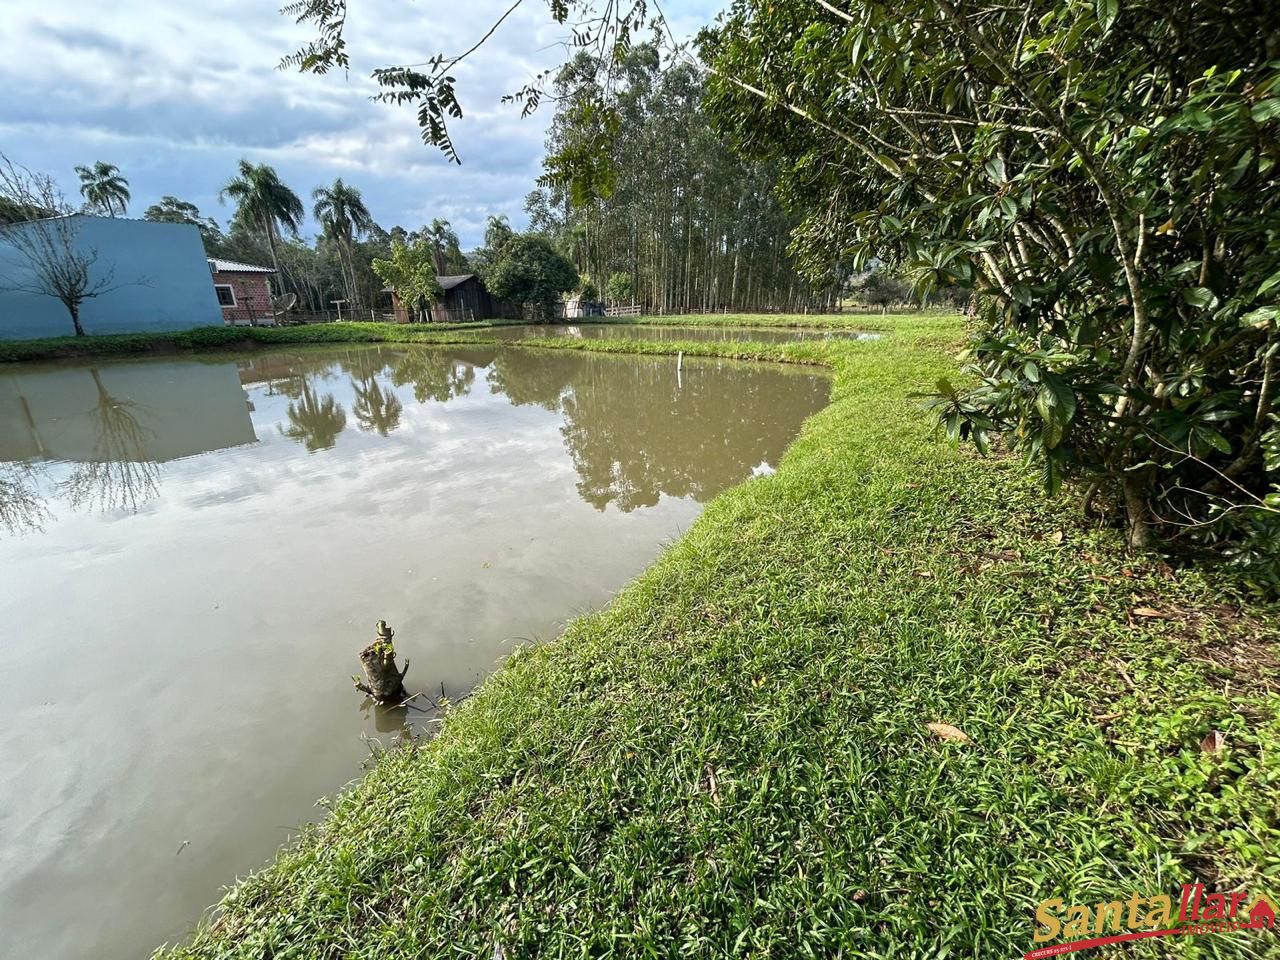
xmin=438 ymin=274 xmax=475 ymax=290
xmin=208 ymin=257 xmax=275 ymax=274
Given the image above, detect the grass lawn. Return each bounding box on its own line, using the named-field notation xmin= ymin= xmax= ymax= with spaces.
xmin=0 ymin=311 xmax=940 ymax=363
xmin=94 ymin=311 xmax=1275 ymax=958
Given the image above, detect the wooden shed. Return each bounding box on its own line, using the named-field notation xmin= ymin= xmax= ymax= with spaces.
xmin=389 ymin=274 xmax=518 ymax=324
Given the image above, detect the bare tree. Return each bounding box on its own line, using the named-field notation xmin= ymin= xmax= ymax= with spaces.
xmin=60 ymin=369 xmax=161 ymax=513
xmin=0 ymin=460 xmax=50 ymax=537
xmin=0 ymin=154 xmax=120 ymax=337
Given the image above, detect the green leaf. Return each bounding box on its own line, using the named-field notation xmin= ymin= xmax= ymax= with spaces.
xmin=1257 ymin=267 xmax=1280 ymax=298
xmin=1250 ymin=98 xmax=1280 ymax=123
xmin=983 ymin=156 xmax=1007 ymax=184
xmin=1241 ymin=306 xmax=1279 ymax=327
xmin=1044 ymin=373 xmax=1077 ymax=425
xmin=1195 ymin=427 xmax=1232 ymax=455
xmin=1182 ymin=286 xmax=1219 ymax=310
xmin=1095 ymin=0 xmax=1119 ymax=33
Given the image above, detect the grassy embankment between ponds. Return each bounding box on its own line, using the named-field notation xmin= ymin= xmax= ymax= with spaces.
xmin=127 ymin=311 xmax=1272 ymax=957
xmin=0 ymin=310 xmax=910 ymax=364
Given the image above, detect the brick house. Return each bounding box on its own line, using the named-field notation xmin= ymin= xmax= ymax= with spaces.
xmin=208 ymin=258 xmax=276 ymax=325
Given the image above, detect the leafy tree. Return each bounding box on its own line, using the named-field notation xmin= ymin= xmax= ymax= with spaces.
xmin=372 ymin=239 xmax=443 ymax=321
xmin=604 ymin=271 xmax=633 ymax=305
xmin=577 ymin=276 xmax=599 ymax=302
xmin=848 ymin=268 xmax=913 ymax=308
xmin=485 ymin=234 xmax=579 ymax=321
xmin=142 ymin=196 xmax=224 ymax=247
xmin=74 ymin=162 xmax=130 ymax=217
xmin=219 ymin=160 xmax=305 ymax=293
xmin=701 ymin=0 xmax=1280 ymax=557
xmin=313 ymin=178 xmax=375 ymax=310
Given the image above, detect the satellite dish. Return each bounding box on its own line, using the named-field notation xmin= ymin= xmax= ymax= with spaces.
xmin=273 ymin=292 xmax=298 ymax=313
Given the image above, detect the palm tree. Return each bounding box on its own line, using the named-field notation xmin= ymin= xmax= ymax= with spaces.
xmin=351 ymin=375 xmax=403 ymax=436
xmin=219 ymin=160 xmax=304 ymax=294
xmin=313 ymin=178 xmax=374 ymax=311
xmin=74 ymin=162 xmax=130 ymax=217
xmin=280 ymin=379 xmax=347 ymax=452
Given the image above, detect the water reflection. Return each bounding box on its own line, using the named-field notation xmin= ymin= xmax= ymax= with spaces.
xmin=391 ymin=350 xmax=478 ymax=403
xmin=281 ymin=378 xmax=347 ymax=452
xmin=0 ymin=361 xmax=257 ymax=534
xmin=0 ymin=343 xmax=828 ymax=960
xmin=485 ymin=350 xmax=827 ymax=510
xmin=0 ymin=347 xmax=831 ymax=532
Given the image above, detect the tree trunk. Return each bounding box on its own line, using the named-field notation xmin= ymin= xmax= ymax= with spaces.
xmin=355 ymin=620 xmax=409 ymax=703
xmin=1123 ymin=472 xmax=1154 ymax=550
xmin=68 ymin=301 xmax=86 ymax=337
xmin=263 ymin=218 xmax=282 ymax=298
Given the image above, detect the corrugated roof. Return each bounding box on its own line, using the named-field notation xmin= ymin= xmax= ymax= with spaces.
xmin=438 ymin=274 xmax=474 ymax=290
xmin=208 ymin=257 xmax=275 ymax=274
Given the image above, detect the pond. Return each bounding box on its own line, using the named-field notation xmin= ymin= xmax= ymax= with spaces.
xmin=489 ymin=322 xmax=879 ymax=344
xmin=0 ymin=343 xmax=829 ymax=959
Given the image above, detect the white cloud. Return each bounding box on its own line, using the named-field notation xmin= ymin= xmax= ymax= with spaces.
xmin=1 ymin=0 xmax=724 ymax=246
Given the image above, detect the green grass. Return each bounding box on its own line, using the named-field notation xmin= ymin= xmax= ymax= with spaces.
xmin=0 ymin=321 xmax=501 ymax=363
xmin=0 ymin=312 xmax=946 ymax=363
xmin=132 ymin=313 xmax=1276 ymax=957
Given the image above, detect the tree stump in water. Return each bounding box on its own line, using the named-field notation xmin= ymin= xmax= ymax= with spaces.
xmin=355 ymin=620 xmax=409 ymax=703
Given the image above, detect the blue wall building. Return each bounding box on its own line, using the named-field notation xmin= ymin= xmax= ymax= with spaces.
xmin=0 ymin=215 xmax=223 ymax=340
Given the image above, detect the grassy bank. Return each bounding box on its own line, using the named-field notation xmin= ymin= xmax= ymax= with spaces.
xmin=0 ymin=321 xmax=498 ymax=363
xmin=0 ymin=311 xmax=915 ymax=364
xmin=145 ymin=314 xmax=1276 ymax=958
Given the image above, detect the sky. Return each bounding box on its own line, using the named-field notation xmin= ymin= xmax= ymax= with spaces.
xmin=1 ymin=0 xmax=720 ymax=248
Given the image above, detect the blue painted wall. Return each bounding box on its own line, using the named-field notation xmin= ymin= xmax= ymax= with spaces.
xmin=0 ymin=216 xmax=223 ymax=340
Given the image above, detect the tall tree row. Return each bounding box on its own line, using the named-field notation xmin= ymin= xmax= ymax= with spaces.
xmin=529 ymin=47 xmax=833 ymax=314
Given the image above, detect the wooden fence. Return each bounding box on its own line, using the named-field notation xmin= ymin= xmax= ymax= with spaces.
xmin=604 ymin=303 xmax=643 ymax=318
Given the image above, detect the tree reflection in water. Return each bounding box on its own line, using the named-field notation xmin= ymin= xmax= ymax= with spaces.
xmin=351 ymin=376 xmax=403 ymax=436
xmin=280 ymin=378 xmax=348 ymax=452
xmin=338 ymin=351 xmax=403 ymax=437
xmin=390 ymin=351 xmax=476 ymax=404
xmin=0 ymin=345 xmax=826 ymax=533
xmin=59 ymin=369 xmax=162 ymax=513
xmin=0 ymin=460 xmax=50 ymax=535
xmin=485 ymin=350 xmax=828 ymax=511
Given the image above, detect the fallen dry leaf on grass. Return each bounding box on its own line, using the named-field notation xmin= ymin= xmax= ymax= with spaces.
xmin=926 ymin=722 xmax=970 ymax=743
xmin=1131 ymin=606 xmax=1171 ymax=619
xmin=1200 ymin=731 xmax=1226 ymax=755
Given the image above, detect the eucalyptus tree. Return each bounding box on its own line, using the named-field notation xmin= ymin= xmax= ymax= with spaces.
xmin=313 ymin=178 xmax=375 ymax=310
xmin=219 ymin=160 xmax=305 ymax=293
xmin=74 ymin=162 xmax=130 ymax=217
xmin=535 ymin=47 xmax=821 ymax=312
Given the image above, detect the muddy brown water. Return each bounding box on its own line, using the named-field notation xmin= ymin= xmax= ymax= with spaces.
xmin=0 ymin=343 xmax=829 ymax=959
